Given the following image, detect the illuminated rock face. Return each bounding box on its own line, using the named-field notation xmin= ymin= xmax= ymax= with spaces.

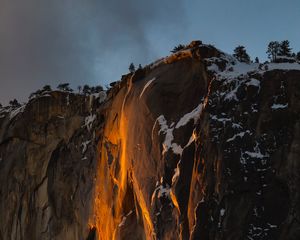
xmin=1 ymin=43 xmax=300 ymax=240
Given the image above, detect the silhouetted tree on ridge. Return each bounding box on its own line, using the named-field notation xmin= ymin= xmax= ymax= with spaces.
xmin=279 ymin=40 xmax=292 ymax=57
xmin=57 ymin=83 xmax=73 ymax=92
xmin=296 ymin=52 xmax=300 ymax=61
xmin=233 ymin=45 xmax=251 ymax=63
xmin=129 ymin=63 xmax=135 ymax=73
xmin=266 ymin=41 xmax=280 ymax=62
xmin=171 ymin=44 xmax=185 ymax=53
xmin=9 ymin=99 xmax=21 ymax=108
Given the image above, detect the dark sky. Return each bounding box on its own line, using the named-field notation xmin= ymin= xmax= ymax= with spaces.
xmin=1 ymin=0 xmax=300 ymax=105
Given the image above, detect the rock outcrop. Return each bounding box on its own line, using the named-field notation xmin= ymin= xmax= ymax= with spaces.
xmin=0 ymin=42 xmax=300 ymax=240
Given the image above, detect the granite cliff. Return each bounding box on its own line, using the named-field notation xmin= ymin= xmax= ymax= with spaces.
xmin=1 ymin=42 xmax=300 ymax=240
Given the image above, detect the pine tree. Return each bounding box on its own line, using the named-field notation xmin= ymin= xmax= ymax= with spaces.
xmin=266 ymin=41 xmax=280 ymax=62
xmin=171 ymin=44 xmax=185 ymax=53
xmin=255 ymin=57 xmax=259 ymax=63
xmin=57 ymin=83 xmax=72 ymax=92
xmin=296 ymin=52 xmax=300 ymax=61
xmin=90 ymin=87 xmax=96 ymax=94
xmin=95 ymin=85 xmax=104 ymax=92
xmin=9 ymin=99 xmax=21 ymax=108
xmin=129 ymin=63 xmax=135 ymax=73
xmin=233 ymin=45 xmax=251 ymax=63
xmin=42 ymin=85 xmax=52 ymax=92
xmin=83 ymin=85 xmax=91 ymax=95
xmin=279 ymin=40 xmax=292 ymax=57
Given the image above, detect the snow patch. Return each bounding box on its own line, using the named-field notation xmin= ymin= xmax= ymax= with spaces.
xmin=226 ymin=130 xmax=250 ymax=142
xmin=245 ymin=151 xmax=265 ymax=158
xmin=156 ymin=115 xmax=183 ymax=155
xmin=157 ymin=185 xmax=170 ymax=198
xmin=211 ymin=115 xmax=231 ymax=123
xmin=151 ymin=184 xmax=171 ymax=205
xmin=83 ymin=114 xmax=96 ymax=131
xmin=266 ymin=62 xmax=300 ymax=71
xmin=207 ymin=63 xmax=219 ymax=72
xmin=244 ymin=143 xmax=269 ymax=159
xmin=81 ymin=140 xmax=91 ymax=154
xmin=206 ymin=52 xmax=300 ymax=84
xmin=156 ymin=112 xmax=200 ymax=156
xmin=171 ymin=143 xmax=183 ymax=155
xmin=271 ymin=103 xmax=288 ymax=110
xmin=221 ymin=62 xmax=259 ymax=79
xmin=139 ymin=78 xmax=156 ymax=98
xmin=99 ymin=91 xmax=107 ymax=103
xmin=175 ymin=104 xmax=203 ymax=128
xmin=93 ymin=91 xmax=107 ymax=104
xmin=9 ymin=105 xmax=26 ymax=120
xmin=267 ymin=223 xmax=278 ymax=228
xmin=220 ymin=208 xmax=225 ymax=217
xmin=246 ymin=78 xmax=260 ymax=88
xmin=232 ymin=123 xmax=242 ymax=129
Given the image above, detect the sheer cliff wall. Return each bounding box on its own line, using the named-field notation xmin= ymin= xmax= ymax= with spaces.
xmin=1 ymin=43 xmax=300 ymax=240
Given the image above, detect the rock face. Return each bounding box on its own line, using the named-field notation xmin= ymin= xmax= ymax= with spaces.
xmin=1 ymin=42 xmax=300 ymax=240
xmin=0 ymin=92 xmax=104 ymax=240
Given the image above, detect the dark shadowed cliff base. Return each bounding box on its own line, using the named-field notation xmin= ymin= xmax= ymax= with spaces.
xmin=1 ymin=41 xmax=300 ymax=240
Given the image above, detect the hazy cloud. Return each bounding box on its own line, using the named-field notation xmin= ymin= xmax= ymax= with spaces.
xmin=0 ymin=0 xmax=186 ymax=104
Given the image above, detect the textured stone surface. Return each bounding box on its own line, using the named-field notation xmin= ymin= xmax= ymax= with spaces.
xmin=0 ymin=92 xmax=103 ymax=240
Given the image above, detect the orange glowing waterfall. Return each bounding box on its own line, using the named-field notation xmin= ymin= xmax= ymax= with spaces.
xmin=118 ymin=76 xmax=133 ymax=206
xmin=111 ymin=77 xmax=132 ymax=240
xmin=90 ymin=74 xmax=143 ymax=239
xmin=90 ymin=73 xmax=158 ymax=239
xmin=117 ymin=75 xmax=156 ymax=239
